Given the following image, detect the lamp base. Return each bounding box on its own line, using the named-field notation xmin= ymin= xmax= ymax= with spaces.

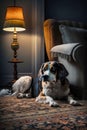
xmin=8 ymin=28 xmax=24 ymax=84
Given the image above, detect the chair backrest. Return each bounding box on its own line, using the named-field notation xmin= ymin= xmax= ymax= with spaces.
xmin=44 ymin=19 xmax=87 ymax=60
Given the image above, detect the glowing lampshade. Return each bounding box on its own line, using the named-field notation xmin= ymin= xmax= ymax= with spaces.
xmin=3 ymin=6 xmax=26 ymax=32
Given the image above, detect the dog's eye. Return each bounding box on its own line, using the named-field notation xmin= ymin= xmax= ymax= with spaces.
xmin=44 ymin=65 xmax=48 ymax=71
xmin=44 ymin=67 xmax=47 ymax=71
xmin=51 ymin=67 xmax=56 ymax=73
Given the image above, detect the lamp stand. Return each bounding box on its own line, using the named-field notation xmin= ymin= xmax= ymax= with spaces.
xmin=8 ymin=28 xmax=23 ymax=84
xmin=11 ymin=28 xmax=19 ymax=60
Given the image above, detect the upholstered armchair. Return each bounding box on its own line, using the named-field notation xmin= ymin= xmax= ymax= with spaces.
xmin=44 ymin=19 xmax=87 ymax=99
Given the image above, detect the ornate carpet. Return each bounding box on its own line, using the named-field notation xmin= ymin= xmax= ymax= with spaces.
xmin=0 ymin=96 xmax=87 ymax=130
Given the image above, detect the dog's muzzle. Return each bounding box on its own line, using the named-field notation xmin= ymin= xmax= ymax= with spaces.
xmin=42 ymin=70 xmax=57 ymax=82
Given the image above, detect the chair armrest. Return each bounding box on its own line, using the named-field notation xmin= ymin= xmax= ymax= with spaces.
xmin=51 ymin=43 xmax=85 ymax=63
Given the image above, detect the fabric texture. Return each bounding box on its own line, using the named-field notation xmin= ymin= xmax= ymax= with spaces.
xmin=59 ymin=25 xmax=87 ymax=44
xmin=44 ymin=19 xmax=87 ymax=60
xmin=51 ymin=43 xmax=84 ymax=62
xmin=0 ymin=96 xmax=87 ymax=130
xmin=44 ymin=19 xmax=62 ymax=60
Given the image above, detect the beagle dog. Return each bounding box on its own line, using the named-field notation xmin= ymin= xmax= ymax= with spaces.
xmin=36 ymin=61 xmax=80 ymax=107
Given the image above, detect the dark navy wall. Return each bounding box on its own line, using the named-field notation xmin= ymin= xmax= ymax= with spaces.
xmin=45 ymin=0 xmax=87 ymax=23
xmin=0 ymin=0 xmax=44 ymax=90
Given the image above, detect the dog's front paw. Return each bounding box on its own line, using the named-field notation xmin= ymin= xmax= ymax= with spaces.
xmin=49 ymin=101 xmax=59 ymax=107
xmin=17 ymin=93 xmax=24 ymax=98
xmin=70 ymin=99 xmax=81 ymax=106
xmin=35 ymin=96 xmax=46 ymax=103
xmin=25 ymin=93 xmax=31 ymax=98
xmin=35 ymin=96 xmax=40 ymax=102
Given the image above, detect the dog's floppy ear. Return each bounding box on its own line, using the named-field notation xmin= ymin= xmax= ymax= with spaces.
xmin=38 ymin=63 xmax=44 ymax=81
xmin=57 ymin=63 xmax=69 ymax=80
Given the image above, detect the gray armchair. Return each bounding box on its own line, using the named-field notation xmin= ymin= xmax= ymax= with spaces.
xmin=44 ymin=19 xmax=87 ymax=99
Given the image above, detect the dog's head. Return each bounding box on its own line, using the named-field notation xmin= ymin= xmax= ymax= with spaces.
xmin=38 ymin=61 xmax=68 ymax=82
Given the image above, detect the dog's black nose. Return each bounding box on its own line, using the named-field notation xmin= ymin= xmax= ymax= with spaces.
xmin=42 ymin=75 xmax=49 ymax=81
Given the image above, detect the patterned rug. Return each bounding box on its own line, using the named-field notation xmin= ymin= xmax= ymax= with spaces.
xmin=0 ymin=96 xmax=87 ymax=130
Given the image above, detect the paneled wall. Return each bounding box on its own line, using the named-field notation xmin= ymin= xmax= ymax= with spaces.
xmin=0 ymin=0 xmax=44 ymax=88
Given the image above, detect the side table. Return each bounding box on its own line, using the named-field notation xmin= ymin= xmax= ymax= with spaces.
xmin=8 ymin=58 xmax=23 ymax=84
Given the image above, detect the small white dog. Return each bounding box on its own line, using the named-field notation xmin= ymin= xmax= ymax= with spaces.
xmin=12 ymin=76 xmax=33 ymax=98
xmin=36 ymin=61 xmax=80 ymax=107
xmin=0 ymin=76 xmax=33 ymax=98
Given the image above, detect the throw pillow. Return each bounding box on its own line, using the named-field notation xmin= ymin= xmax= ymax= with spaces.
xmin=59 ymin=25 xmax=87 ymax=44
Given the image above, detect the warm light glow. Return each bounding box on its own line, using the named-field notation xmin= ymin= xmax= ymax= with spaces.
xmin=3 ymin=6 xmax=26 ymax=32
xmin=5 ymin=7 xmax=24 ymax=20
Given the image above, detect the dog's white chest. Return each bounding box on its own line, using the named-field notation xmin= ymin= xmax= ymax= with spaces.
xmin=42 ymin=80 xmax=70 ymax=99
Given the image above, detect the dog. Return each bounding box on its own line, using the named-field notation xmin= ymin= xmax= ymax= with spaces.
xmin=0 ymin=76 xmax=33 ymax=98
xmin=12 ymin=76 xmax=33 ymax=98
xmin=36 ymin=61 xmax=80 ymax=107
